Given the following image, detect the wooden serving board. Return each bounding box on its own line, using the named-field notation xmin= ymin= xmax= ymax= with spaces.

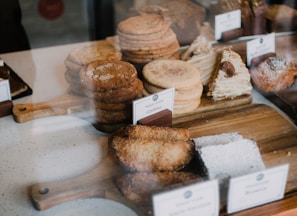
xmin=12 ymin=88 xmax=252 ymax=127
xmin=30 ymin=103 xmax=297 ymax=215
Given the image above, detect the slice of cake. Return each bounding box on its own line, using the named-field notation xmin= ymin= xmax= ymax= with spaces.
xmin=181 ymin=36 xmax=218 ymax=86
xmin=194 ymin=132 xmax=265 ymax=183
xmin=207 ymin=48 xmax=252 ymax=100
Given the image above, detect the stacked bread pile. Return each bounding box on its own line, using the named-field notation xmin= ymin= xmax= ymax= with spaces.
xmin=136 ymin=0 xmax=206 ymax=46
xmin=80 ymin=60 xmax=143 ymax=132
xmin=64 ymin=41 xmax=122 ymax=95
xmin=207 ymin=48 xmax=252 ymax=100
xmin=181 ymin=36 xmax=218 ymax=86
xmin=117 ymin=14 xmax=180 ymax=67
xmin=110 ymin=124 xmax=199 ymax=208
xmin=142 ymin=59 xmax=203 ymax=115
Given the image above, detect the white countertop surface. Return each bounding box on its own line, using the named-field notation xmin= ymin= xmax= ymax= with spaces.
xmin=0 ymin=41 xmax=294 ymax=216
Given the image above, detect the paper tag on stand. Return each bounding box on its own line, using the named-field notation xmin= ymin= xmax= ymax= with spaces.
xmin=0 ymin=79 xmax=11 ymax=102
xmin=246 ymin=33 xmax=275 ymax=66
xmin=132 ymin=88 xmax=174 ymax=124
xmin=227 ymin=164 xmax=289 ymax=214
xmin=215 ymin=9 xmax=241 ymax=40
xmin=153 ymin=180 xmax=220 ymax=216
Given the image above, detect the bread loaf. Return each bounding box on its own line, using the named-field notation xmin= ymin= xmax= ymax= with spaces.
xmin=110 ymin=124 xmax=194 ymax=172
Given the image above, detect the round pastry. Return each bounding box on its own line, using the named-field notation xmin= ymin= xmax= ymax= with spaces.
xmin=67 ymin=41 xmax=122 ymax=66
xmin=80 ymin=60 xmax=138 ymax=91
xmin=249 ymin=56 xmax=297 ymax=92
xmin=117 ymin=14 xmax=170 ymax=36
xmin=117 ymin=14 xmax=179 ymax=66
xmin=118 ymin=29 xmax=177 ymax=50
xmin=83 ymin=79 xmax=143 ymax=103
xmin=144 ymin=79 xmax=203 ymax=102
xmin=142 ymin=59 xmax=201 ymax=90
xmin=93 ymin=108 xmax=132 ymax=124
xmin=142 ymin=59 xmax=203 ymax=114
xmin=90 ymin=100 xmax=132 ymax=112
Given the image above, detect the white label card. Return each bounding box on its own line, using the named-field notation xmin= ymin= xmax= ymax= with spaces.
xmin=215 ymin=9 xmax=241 ymax=40
xmin=0 ymin=79 xmax=11 ymax=102
xmin=246 ymin=32 xmax=275 ymax=66
xmin=153 ymin=180 xmax=219 ymax=216
xmin=132 ymin=88 xmax=174 ymax=124
xmin=227 ymin=164 xmax=289 ymax=214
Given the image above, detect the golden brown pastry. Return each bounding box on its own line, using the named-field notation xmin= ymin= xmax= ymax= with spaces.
xmin=249 ymin=56 xmax=297 ymax=92
xmin=110 ymin=124 xmax=194 ymax=172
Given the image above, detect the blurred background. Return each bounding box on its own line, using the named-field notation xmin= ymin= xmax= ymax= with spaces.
xmin=9 ymin=0 xmax=297 ymax=50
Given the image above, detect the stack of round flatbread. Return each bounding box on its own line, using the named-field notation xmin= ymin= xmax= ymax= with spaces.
xmin=80 ymin=60 xmax=143 ymax=132
xmin=64 ymin=41 xmax=122 ymax=95
xmin=142 ymin=59 xmax=203 ymax=115
xmin=117 ymin=14 xmax=180 ymax=66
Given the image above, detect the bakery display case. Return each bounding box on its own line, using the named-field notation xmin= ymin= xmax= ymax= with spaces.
xmin=1 ymin=0 xmax=297 ymax=215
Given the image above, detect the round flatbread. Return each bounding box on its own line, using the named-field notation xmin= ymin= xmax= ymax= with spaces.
xmin=68 ymin=41 xmax=122 ymax=66
xmin=142 ymin=59 xmax=201 ymax=90
xmin=117 ymin=14 xmax=169 ymax=36
xmin=144 ymin=80 xmax=203 ymax=101
xmin=118 ymin=29 xmax=178 ymax=50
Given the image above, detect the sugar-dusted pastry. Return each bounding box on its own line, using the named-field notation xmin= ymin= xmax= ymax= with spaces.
xmin=249 ymin=56 xmax=297 ymax=92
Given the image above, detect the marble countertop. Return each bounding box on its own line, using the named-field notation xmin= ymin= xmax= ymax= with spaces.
xmin=0 ymin=41 xmax=294 ymax=216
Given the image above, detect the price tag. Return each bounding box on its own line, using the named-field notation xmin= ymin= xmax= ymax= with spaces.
xmin=215 ymin=10 xmax=241 ymax=40
xmin=153 ymin=180 xmax=219 ymax=216
xmin=246 ymin=33 xmax=275 ymax=66
xmin=0 ymin=79 xmax=11 ymax=102
xmin=227 ymin=164 xmax=289 ymax=214
xmin=132 ymin=88 xmax=174 ymax=124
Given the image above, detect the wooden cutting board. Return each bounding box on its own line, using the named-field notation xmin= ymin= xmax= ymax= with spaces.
xmin=12 ymin=88 xmax=252 ymax=125
xmin=30 ymin=103 xmax=297 ymax=215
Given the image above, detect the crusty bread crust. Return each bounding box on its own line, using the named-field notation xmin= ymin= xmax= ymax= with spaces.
xmin=110 ymin=125 xmax=194 ymax=172
xmin=112 ymin=136 xmax=194 ymax=172
xmin=119 ymin=124 xmax=190 ymax=141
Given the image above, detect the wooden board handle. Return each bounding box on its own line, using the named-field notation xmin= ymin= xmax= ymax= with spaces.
xmin=30 ymin=155 xmax=121 ymax=211
xmin=31 ymin=178 xmax=115 ymax=210
xmin=13 ymin=93 xmax=89 ymax=123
